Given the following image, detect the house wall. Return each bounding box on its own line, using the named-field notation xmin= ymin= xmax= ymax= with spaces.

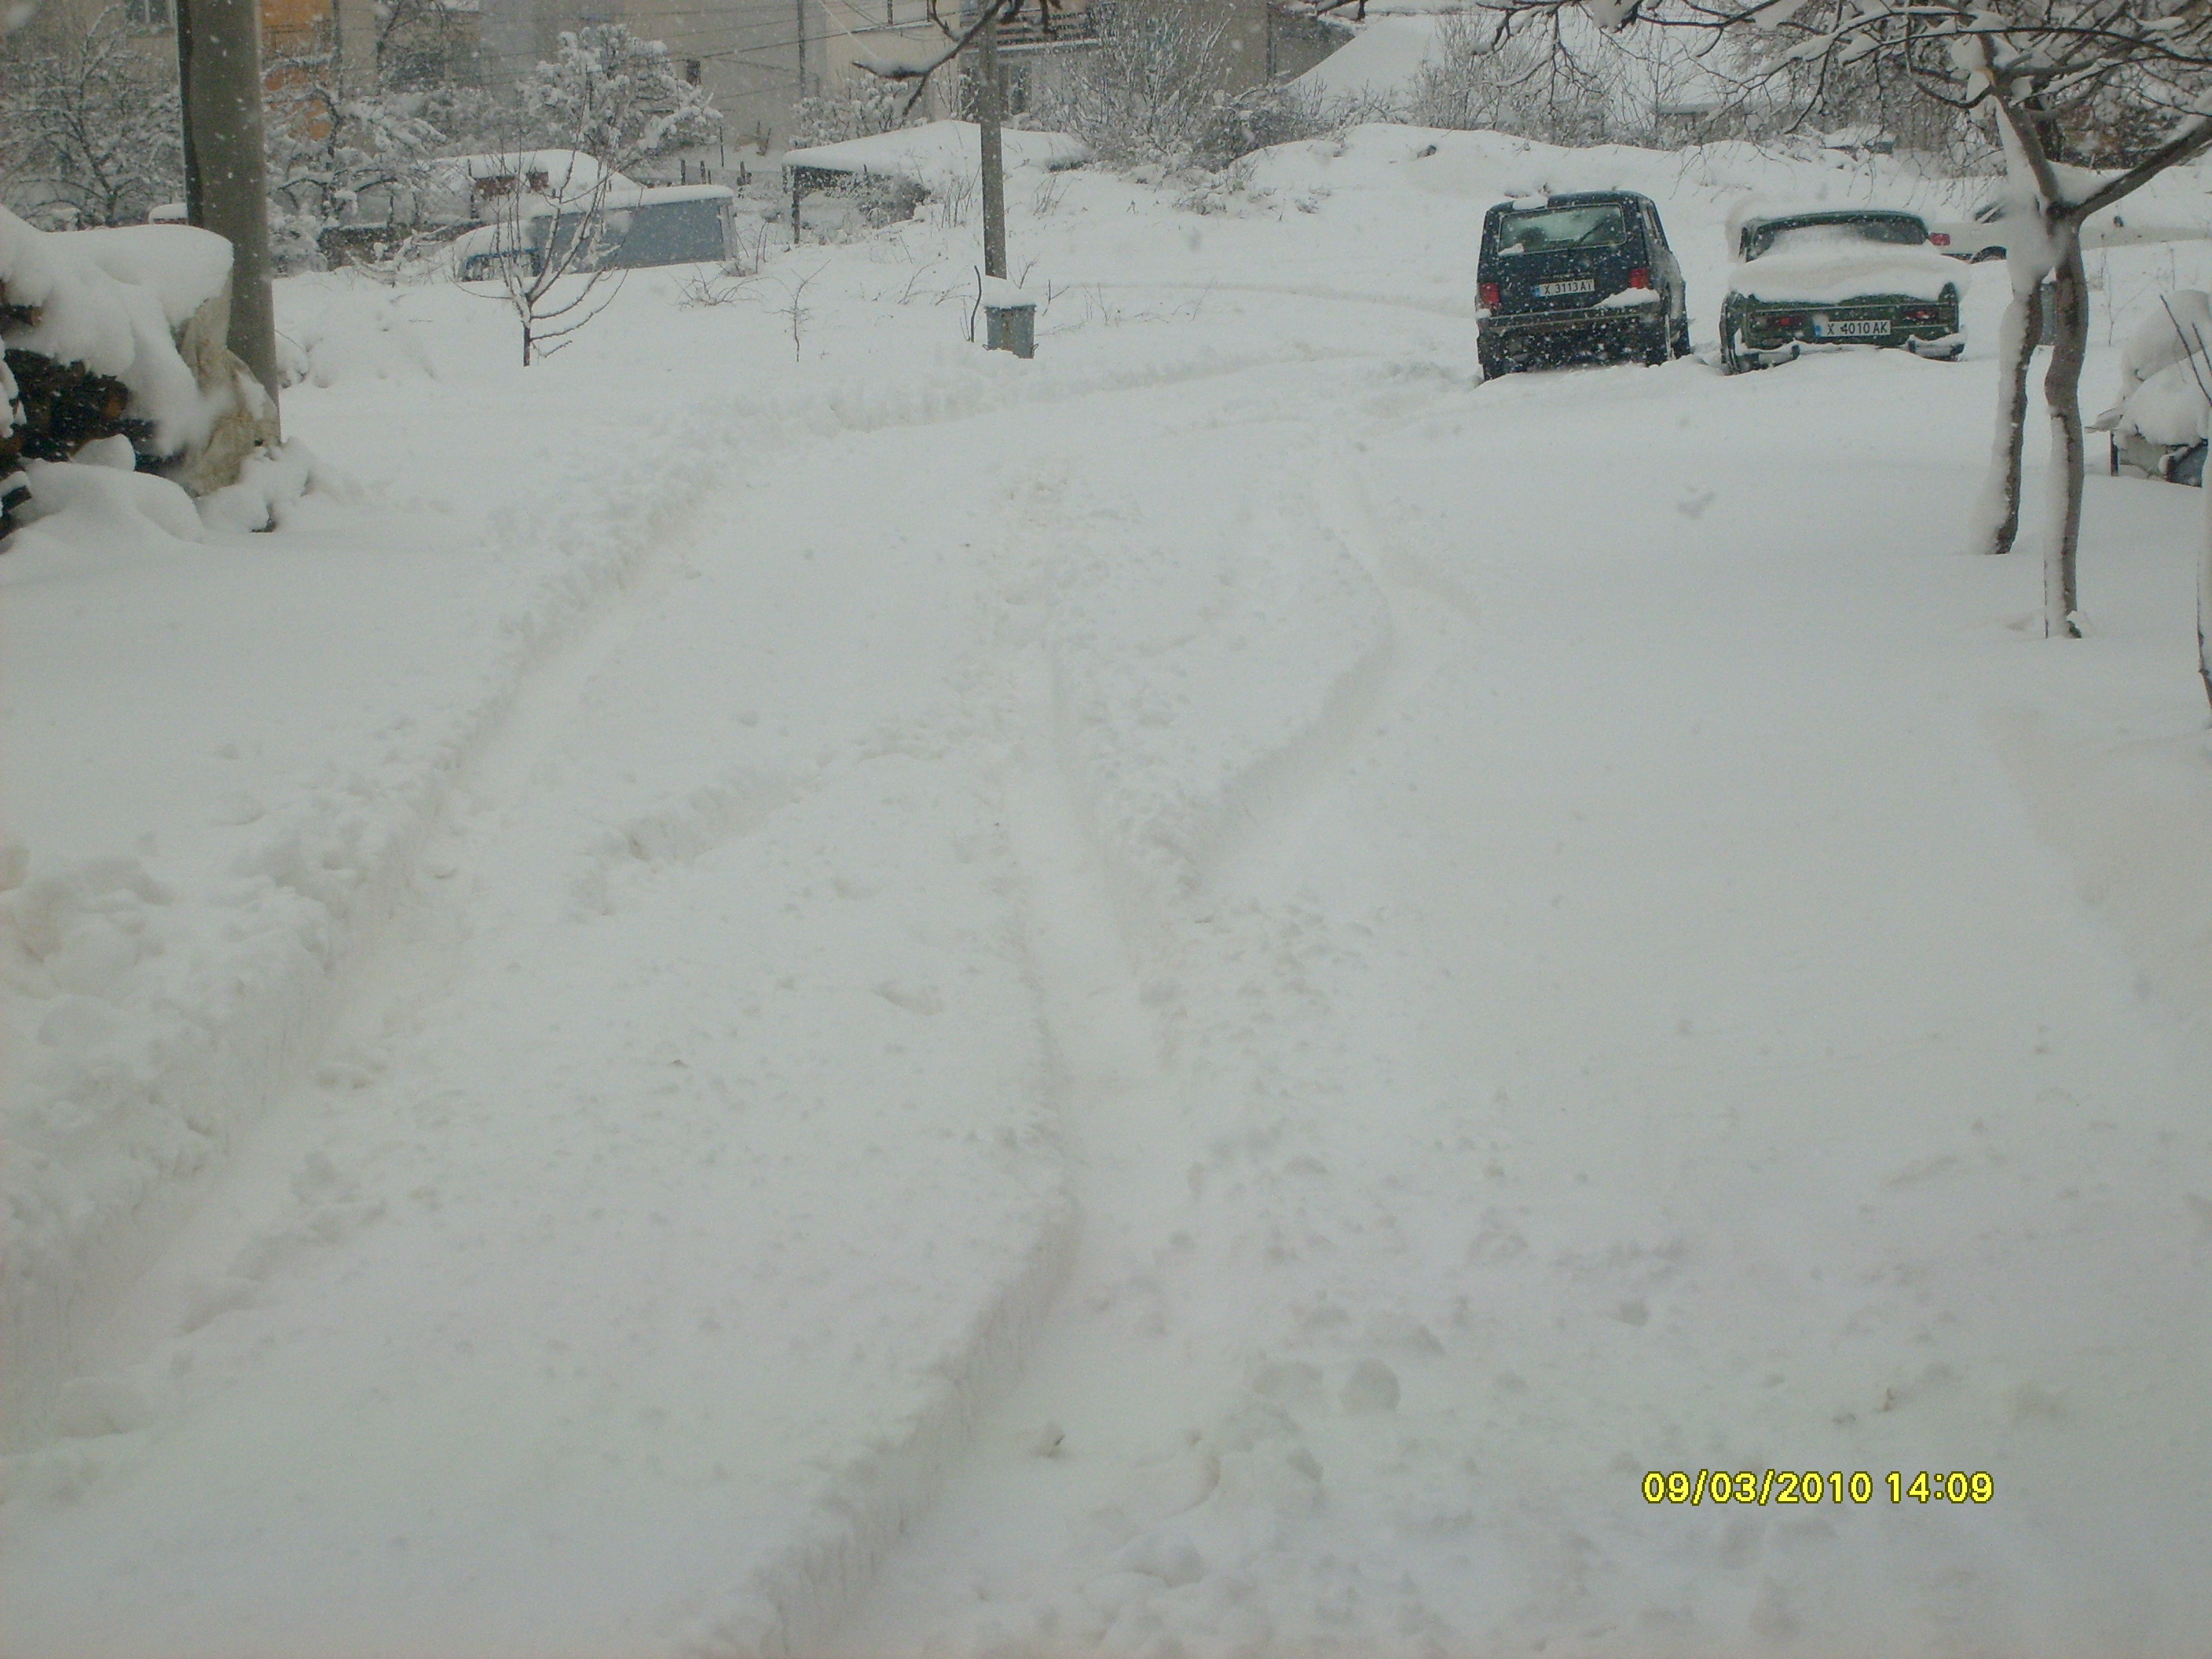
xmin=4 ymin=0 xmax=377 ymax=93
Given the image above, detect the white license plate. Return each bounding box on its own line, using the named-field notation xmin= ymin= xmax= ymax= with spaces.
xmin=1816 ymin=319 xmax=1888 ymax=339
xmin=1535 ymin=278 xmax=1596 ymax=298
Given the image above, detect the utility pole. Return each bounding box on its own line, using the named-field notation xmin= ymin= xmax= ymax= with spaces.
xmin=177 ymin=0 xmax=280 ymax=415
xmin=976 ymin=2 xmax=1006 ymax=280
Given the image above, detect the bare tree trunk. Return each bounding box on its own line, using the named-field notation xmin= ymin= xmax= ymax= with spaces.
xmin=2041 ymin=232 xmax=2089 ymax=639
xmin=978 ymin=12 xmax=1007 ymax=280
xmin=177 ymin=0 xmax=281 ymax=416
xmin=1972 ymin=275 xmax=2042 ymax=557
xmin=2201 ymin=474 xmax=2212 ymax=712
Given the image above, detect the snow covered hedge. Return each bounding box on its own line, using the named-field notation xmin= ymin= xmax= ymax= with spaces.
xmin=1 ymin=207 xmax=275 ymax=537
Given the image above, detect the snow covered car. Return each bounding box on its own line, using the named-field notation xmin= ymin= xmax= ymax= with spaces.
xmin=2092 ymin=291 xmax=2212 ymax=485
xmin=452 ymin=182 xmax=734 ymax=280
xmin=1475 ymin=191 xmax=1691 ymax=378
xmin=1926 ymin=194 xmax=2210 ymax=263
xmin=1718 ymin=209 xmax=1963 ymax=373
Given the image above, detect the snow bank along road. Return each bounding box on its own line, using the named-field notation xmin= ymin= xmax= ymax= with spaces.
xmin=8 ymin=251 xmax=2212 ymax=1655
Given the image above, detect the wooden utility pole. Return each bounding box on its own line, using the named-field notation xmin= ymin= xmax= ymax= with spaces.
xmin=177 ymin=0 xmax=280 ymax=411
xmin=976 ymin=5 xmax=1006 ymax=280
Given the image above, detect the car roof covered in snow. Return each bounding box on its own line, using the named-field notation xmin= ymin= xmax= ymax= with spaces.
xmin=1738 ymin=207 xmax=1928 ymax=234
xmin=1492 ymin=189 xmax=1654 ymax=211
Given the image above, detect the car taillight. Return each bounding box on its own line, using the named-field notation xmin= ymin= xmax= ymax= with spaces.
xmin=1901 ymin=306 xmax=1943 ymax=322
xmin=1928 ymin=232 xmax=1951 ymax=247
xmin=1770 ymin=314 xmax=1803 ymax=330
xmin=1479 ymin=281 xmax=1500 ymax=308
xmin=1627 ymin=267 xmax=1651 ymax=289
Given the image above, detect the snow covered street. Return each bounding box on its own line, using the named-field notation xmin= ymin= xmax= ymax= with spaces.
xmin=6 ymin=130 xmax=2212 ymax=1657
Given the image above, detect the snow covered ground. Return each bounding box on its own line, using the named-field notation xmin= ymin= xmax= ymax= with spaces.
xmin=5 ymin=126 xmax=2211 ymax=1657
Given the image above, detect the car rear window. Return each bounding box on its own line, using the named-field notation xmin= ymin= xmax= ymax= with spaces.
xmin=1492 ymin=203 xmax=1631 ymax=256
xmin=1747 ymin=217 xmax=1926 ymax=259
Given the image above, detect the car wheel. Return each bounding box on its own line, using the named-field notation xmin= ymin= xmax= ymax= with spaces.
xmin=1672 ymin=317 xmax=1692 ymax=360
xmin=1719 ymin=315 xmax=1748 ymax=375
xmin=1478 ymin=339 xmax=1507 ymax=381
xmin=1972 ymin=247 xmax=2006 ymax=263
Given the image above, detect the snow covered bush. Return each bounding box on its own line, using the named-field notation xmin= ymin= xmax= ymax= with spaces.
xmin=518 ymin=25 xmax=721 ymax=178
xmin=0 ymin=9 xmax=186 ymax=230
xmin=793 ymin=77 xmax=917 ymax=150
xmin=1029 ymin=3 xmax=1335 ymax=173
xmin=1404 ymin=12 xmax=1621 ymax=146
xmin=263 ymin=61 xmax=447 ymax=273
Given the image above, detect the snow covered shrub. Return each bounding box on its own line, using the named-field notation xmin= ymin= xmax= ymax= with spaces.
xmin=1030 ymin=2 xmax=1335 ymax=174
xmin=264 ymin=60 xmax=447 ymax=273
xmin=1200 ymin=78 xmax=1337 ymax=170
xmin=519 ymin=25 xmax=720 ymax=178
xmin=0 ymin=9 xmax=186 ymax=229
xmin=1404 ymin=12 xmax=1633 ymax=147
xmin=792 ymin=78 xmax=917 ymax=149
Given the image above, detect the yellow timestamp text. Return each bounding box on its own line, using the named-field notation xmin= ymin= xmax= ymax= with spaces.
xmin=1643 ymin=1470 xmax=1994 ymax=1507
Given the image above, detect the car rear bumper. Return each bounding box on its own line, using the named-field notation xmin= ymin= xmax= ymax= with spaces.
xmin=1481 ymin=305 xmax=1667 ymax=355
xmin=1735 ymin=308 xmax=1958 ymax=353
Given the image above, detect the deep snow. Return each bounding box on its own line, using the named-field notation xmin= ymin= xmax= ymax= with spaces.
xmin=5 ymin=126 xmax=2211 ymax=1658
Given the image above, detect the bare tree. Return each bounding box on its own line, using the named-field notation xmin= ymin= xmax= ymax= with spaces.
xmin=1485 ymin=0 xmax=2212 ymax=644
xmin=0 ymin=9 xmax=185 ymax=228
xmin=1404 ymin=10 xmax=1635 ymax=144
xmin=458 ymin=159 xmax=624 ymax=366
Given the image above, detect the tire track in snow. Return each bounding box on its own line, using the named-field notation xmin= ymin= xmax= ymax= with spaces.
xmin=1190 ymin=453 xmax=1481 ymax=899
xmin=4 ymin=405 xmax=1090 ymax=1658
xmin=1072 ymin=278 xmax=1478 ymax=321
xmin=829 ymin=403 xmax=1496 ymax=1659
xmin=3 ymin=338 xmax=1405 ymax=1455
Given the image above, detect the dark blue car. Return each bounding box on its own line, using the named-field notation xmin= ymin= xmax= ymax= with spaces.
xmin=1477 ymin=191 xmax=1691 ymax=378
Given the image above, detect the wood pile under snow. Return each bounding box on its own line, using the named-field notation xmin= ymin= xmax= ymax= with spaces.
xmin=1 ymin=207 xmax=276 ymax=536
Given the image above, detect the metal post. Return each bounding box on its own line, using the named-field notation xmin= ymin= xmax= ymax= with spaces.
xmin=178 ymin=0 xmax=281 ymax=415
xmin=977 ymin=4 xmax=1006 ymax=280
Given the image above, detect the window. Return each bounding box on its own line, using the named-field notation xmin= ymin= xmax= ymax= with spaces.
xmin=1492 ymin=203 xmax=1629 ymax=256
xmin=685 ymin=57 xmax=702 ymax=84
xmin=1745 ymin=215 xmax=1927 ymax=260
xmin=124 ymin=0 xmax=172 ymax=30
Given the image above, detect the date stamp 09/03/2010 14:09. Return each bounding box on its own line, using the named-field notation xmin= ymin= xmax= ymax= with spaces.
xmin=1643 ymin=1470 xmax=1996 ymax=1507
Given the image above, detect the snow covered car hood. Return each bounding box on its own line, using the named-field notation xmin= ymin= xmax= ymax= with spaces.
xmin=1727 ymin=244 xmax=1962 ymax=305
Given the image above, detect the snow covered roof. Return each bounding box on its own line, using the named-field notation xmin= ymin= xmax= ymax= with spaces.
xmin=1291 ymin=14 xmax=1441 ymax=103
xmin=784 ymin=122 xmax=1090 ymax=193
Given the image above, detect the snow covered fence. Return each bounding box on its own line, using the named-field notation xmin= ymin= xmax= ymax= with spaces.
xmin=1 ymin=208 xmax=280 ymax=538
